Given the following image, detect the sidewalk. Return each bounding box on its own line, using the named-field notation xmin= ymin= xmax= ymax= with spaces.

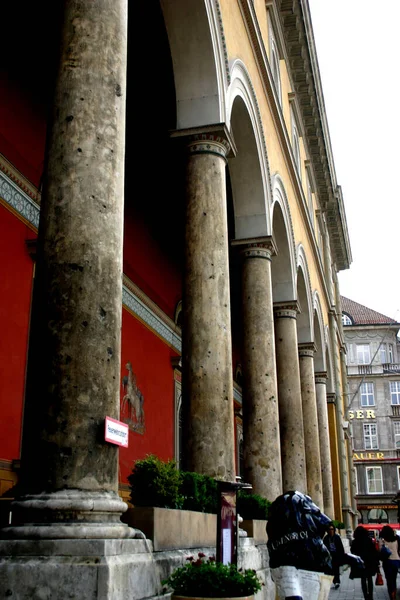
xmin=329 ymin=567 xmax=392 ymax=600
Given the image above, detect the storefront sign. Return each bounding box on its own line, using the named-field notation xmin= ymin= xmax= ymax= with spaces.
xmin=105 ymin=416 xmax=129 ymax=447
xmin=348 ymin=410 xmax=375 ymax=419
xmin=353 ymin=452 xmax=384 ymax=460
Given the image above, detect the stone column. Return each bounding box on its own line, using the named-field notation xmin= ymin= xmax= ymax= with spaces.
xmin=4 ymin=0 xmax=131 ymax=539
xmin=178 ymin=126 xmax=236 ymax=482
xmin=315 ymin=371 xmax=335 ymax=518
xmin=298 ymin=343 xmax=323 ymax=509
xmin=329 ymin=309 xmax=352 ymax=531
xmin=274 ymin=302 xmax=307 ymax=493
xmin=235 ymin=239 xmax=282 ymax=500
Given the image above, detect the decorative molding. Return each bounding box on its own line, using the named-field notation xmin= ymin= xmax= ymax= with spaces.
xmin=171 ymin=123 xmax=237 ymax=159
xmin=213 ymin=0 xmax=231 ymax=85
xmin=315 ymin=371 xmax=328 ymax=385
xmin=327 ymin=392 xmax=336 ymax=404
xmin=233 ymin=381 xmax=243 ymax=405
xmin=298 ymin=342 xmax=317 ymax=357
xmin=232 ymin=236 xmax=277 ymax=260
xmin=0 ymin=153 xmax=41 ymax=203
xmin=227 ymin=59 xmax=273 ymax=210
xmin=273 ymin=300 xmax=300 ymax=319
xmin=0 ymin=167 xmax=40 ymax=230
xmin=122 ymin=277 xmax=182 ymax=353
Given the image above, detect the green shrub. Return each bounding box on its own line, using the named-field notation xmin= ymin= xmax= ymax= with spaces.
xmin=332 ymin=519 xmax=345 ymax=530
xmin=237 ymin=490 xmax=271 ymax=520
xmin=162 ymin=552 xmax=262 ymax=598
xmin=180 ymin=471 xmax=218 ymax=514
xmin=128 ymin=454 xmax=182 ymax=509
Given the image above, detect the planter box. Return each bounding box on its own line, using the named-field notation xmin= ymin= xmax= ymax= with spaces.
xmin=241 ymin=519 xmax=268 ymax=544
xmin=121 ymin=507 xmax=217 ymax=551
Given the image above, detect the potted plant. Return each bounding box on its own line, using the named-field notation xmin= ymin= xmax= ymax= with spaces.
xmin=162 ymin=552 xmax=263 ymax=600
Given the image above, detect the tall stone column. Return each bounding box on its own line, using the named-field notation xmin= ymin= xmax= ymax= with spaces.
xmin=315 ymin=371 xmax=335 ymax=518
xmin=4 ymin=0 xmax=130 ymax=539
xmin=178 ymin=126 xmax=236 ymax=482
xmin=274 ymin=302 xmax=307 ymax=493
xmin=235 ymin=239 xmax=282 ymax=500
xmin=298 ymin=343 xmax=323 ymax=509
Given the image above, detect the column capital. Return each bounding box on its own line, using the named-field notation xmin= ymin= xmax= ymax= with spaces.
xmin=232 ymin=236 xmax=277 ymax=260
xmin=327 ymin=392 xmax=336 ymax=404
xmin=298 ymin=342 xmax=317 ymax=357
xmin=273 ymin=300 xmax=300 ymax=319
xmin=315 ymin=371 xmax=328 ymax=385
xmin=171 ymin=123 xmax=237 ymax=159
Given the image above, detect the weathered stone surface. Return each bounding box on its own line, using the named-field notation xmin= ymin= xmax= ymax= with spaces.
xmin=0 ymin=539 xmax=161 ymax=600
xmin=241 ymin=519 xmax=268 ymax=544
xmin=274 ymin=306 xmax=307 ymax=493
xmin=298 ymin=347 xmax=323 ymax=509
xmin=240 ymin=243 xmax=282 ymax=500
xmin=315 ymin=374 xmax=335 ymax=518
xmin=14 ymin=0 xmax=128 ymax=520
xmin=121 ymin=507 xmax=217 ymax=551
xmin=182 ymin=137 xmax=235 ymax=481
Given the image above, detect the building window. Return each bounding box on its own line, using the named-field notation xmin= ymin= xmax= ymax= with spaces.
xmin=357 ymin=344 xmax=371 ymax=365
xmin=306 ymin=172 xmax=314 ymax=229
xmin=366 ymin=466 xmax=383 ymax=494
xmin=292 ymin=122 xmax=301 ymax=178
xmin=360 ymin=382 xmax=375 ymax=407
xmin=363 ymin=423 xmax=378 ymax=450
xmin=268 ymin=19 xmax=282 ymax=106
xmin=380 ymin=344 xmax=387 ymax=364
xmin=368 ymin=508 xmax=388 ymax=523
xmin=389 ymin=344 xmax=394 ymax=363
xmin=342 ymin=314 xmax=352 ymax=326
xmin=390 ymin=381 xmax=400 ymax=405
xmin=394 ymin=423 xmax=400 ymax=449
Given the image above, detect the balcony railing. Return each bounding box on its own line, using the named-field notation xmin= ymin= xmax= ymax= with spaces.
xmin=358 ymin=365 xmax=372 ymax=375
xmin=347 ymin=363 xmax=400 ymax=376
xmin=392 ymin=405 xmax=400 ymax=417
xmin=383 ymin=363 xmax=400 ymax=374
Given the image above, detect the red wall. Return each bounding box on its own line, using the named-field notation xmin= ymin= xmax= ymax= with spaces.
xmin=123 ymin=210 xmax=182 ymax=320
xmin=0 ymin=75 xmax=46 ymax=187
xmin=119 ymin=307 xmax=180 ymax=484
xmin=0 ymin=205 xmax=35 ymax=460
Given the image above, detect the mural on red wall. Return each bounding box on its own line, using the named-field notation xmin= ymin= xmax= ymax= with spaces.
xmin=121 ymin=361 xmax=145 ymax=435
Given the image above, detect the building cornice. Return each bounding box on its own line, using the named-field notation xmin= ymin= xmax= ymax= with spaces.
xmin=277 ymin=0 xmax=352 ymax=271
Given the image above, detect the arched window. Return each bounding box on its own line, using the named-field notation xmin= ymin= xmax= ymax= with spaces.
xmin=368 ymin=508 xmax=388 ymax=523
xmin=342 ymin=313 xmax=353 ymax=326
xmin=270 ymin=40 xmax=282 ymax=105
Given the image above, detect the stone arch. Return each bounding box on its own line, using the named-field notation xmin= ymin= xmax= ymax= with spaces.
xmin=226 ymin=60 xmax=272 ymax=239
xmin=313 ymin=291 xmax=327 ymax=372
xmin=270 ymin=175 xmax=296 ymax=301
xmin=296 ymin=245 xmax=313 ymax=344
xmin=161 ymin=0 xmax=228 ymax=129
xmin=325 ymin=325 xmax=335 ymax=394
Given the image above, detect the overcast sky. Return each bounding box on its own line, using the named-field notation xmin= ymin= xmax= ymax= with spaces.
xmin=307 ymin=0 xmax=400 ymax=323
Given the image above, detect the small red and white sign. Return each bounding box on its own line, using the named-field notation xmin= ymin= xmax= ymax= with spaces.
xmin=105 ymin=416 xmax=129 ymax=448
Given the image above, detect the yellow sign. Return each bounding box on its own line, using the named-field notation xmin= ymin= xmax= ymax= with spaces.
xmin=353 ymin=452 xmax=385 ymax=460
xmin=348 ymin=410 xmax=375 ymax=419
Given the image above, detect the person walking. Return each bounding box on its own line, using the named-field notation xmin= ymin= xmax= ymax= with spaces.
xmin=379 ymin=525 xmax=400 ymax=600
xmin=350 ymin=525 xmax=380 ymax=600
xmin=323 ymin=523 xmax=345 ymax=589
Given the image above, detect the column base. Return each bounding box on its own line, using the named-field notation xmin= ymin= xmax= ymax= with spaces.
xmin=0 ymin=539 xmax=162 ymax=600
xmin=2 ymin=490 xmax=136 ymax=540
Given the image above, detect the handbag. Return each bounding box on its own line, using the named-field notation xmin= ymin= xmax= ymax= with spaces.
xmin=381 ymin=543 xmax=392 ymax=559
xmin=375 ymin=569 xmax=384 ymax=586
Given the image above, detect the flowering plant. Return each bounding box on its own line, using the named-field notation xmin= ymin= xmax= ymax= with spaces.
xmin=162 ymin=552 xmax=262 ymax=598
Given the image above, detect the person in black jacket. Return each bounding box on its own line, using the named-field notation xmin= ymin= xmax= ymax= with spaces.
xmin=350 ymin=526 xmax=380 ymax=600
xmin=323 ymin=523 xmax=345 ymax=589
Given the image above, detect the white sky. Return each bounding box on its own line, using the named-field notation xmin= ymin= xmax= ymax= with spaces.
xmin=307 ymin=0 xmax=400 ymax=323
